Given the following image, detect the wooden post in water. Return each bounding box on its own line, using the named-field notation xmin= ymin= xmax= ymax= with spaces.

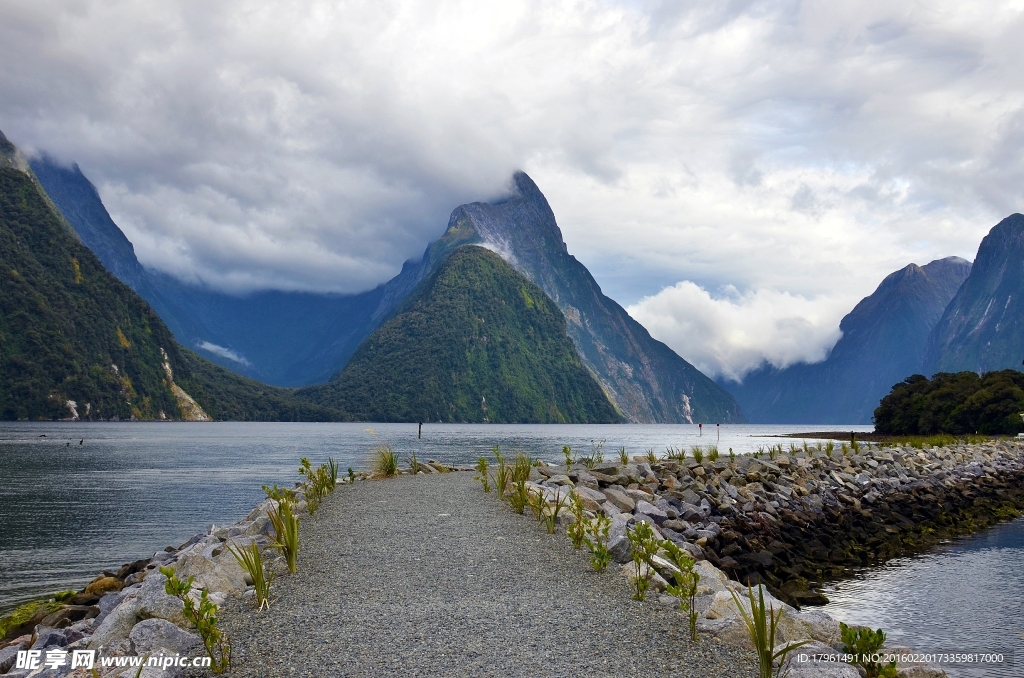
xmin=418 ymin=422 xmax=423 ymax=439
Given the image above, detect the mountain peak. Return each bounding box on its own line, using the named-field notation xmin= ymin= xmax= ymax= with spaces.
xmin=924 ymin=214 xmax=1024 ymax=373
xmin=0 ymin=130 xmax=30 ymax=173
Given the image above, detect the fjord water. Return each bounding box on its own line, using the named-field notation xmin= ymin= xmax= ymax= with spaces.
xmin=820 ymin=518 xmax=1024 ymax=678
xmin=0 ymin=421 xmax=865 ymax=612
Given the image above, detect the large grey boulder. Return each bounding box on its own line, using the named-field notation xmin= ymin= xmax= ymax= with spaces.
xmin=134 ymin=573 xmax=187 ymax=626
xmin=129 ymin=619 xmax=202 ymax=656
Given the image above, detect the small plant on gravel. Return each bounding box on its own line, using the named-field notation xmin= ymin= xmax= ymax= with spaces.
xmin=566 ymin=492 xmax=587 ymax=549
xmin=298 ymin=458 xmax=323 ymax=514
xmin=493 ymin=447 xmax=510 ymax=499
xmin=160 ymin=566 xmax=231 ymax=673
xmin=851 ymin=439 xmax=860 ymax=453
xmin=513 ymin=453 xmax=532 ymax=483
xmin=507 ymin=454 xmax=532 ymax=515
xmin=841 ymin=442 xmax=850 ymax=456
xmin=542 ymin=490 xmax=568 ymax=533
xmin=825 ymin=441 xmax=835 ymax=458
xmin=731 ymin=585 xmax=809 ymax=678
xmin=372 ymin=445 xmax=399 ymax=478
xmin=227 ymin=541 xmax=272 ymax=612
xmin=268 ymin=499 xmax=299 ymax=574
xmin=840 ymin=622 xmax=898 ymax=678
xmin=475 ymin=456 xmax=491 ymax=492
xmin=729 ymin=448 xmax=735 ymax=463
xmin=644 ymin=448 xmax=658 ymax=464
xmin=691 ymin=446 xmax=704 ymax=464
xmin=618 ymin=446 xmax=630 ymax=464
xmin=707 ymin=445 xmax=719 ymax=462
xmin=627 ymin=521 xmax=659 ymax=601
xmin=582 ymin=513 xmax=611 ymax=571
xmin=327 ymin=457 xmax=340 ymax=487
xmin=347 ymin=467 xmax=356 ymax=484
xmin=791 ymin=442 xmax=801 ymax=455
xmin=563 ymin=445 xmax=575 ymax=468
xmin=528 ymin=486 xmax=546 ymax=521
xmin=408 ymin=450 xmax=421 ymax=474
xmin=661 ymin=540 xmax=700 ymax=641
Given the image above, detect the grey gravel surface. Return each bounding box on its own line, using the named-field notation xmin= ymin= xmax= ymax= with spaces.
xmin=220 ymin=473 xmax=756 ymax=677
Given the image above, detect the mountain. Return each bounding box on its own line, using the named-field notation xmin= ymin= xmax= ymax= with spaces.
xmin=298 ymin=246 xmax=621 ymax=423
xmin=28 ymin=155 xmax=392 ymax=386
xmin=403 ymin=173 xmax=744 ymax=423
xmin=33 ymin=158 xmax=742 ymax=423
xmin=725 ymin=256 xmax=972 ymax=424
xmin=0 ymin=131 xmax=344 ymax=421
xmin=924 ymin=214 xmax=1024 ymax=374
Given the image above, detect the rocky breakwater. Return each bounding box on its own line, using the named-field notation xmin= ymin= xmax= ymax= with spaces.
xmin=534 ymin=441 xmax=1024 ymax=607
xmin=0 ymin=498 xmax=287 ymax=678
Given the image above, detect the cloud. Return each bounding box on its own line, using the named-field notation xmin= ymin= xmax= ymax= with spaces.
xmin=628 ymin=282 xmax=850 ymax=382
xmin=0 ymin=0 xmax=1021 ymax=373
xmin=196 ymin=341 xmax=251 ymax=366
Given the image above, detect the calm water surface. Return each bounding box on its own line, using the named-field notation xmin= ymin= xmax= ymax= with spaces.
xmin=3 ymin=421 xmax=1018 ymax=677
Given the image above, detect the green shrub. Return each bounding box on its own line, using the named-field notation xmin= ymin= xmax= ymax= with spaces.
xmin=160 ymin=566 xmax=231 ymax=673
xmin=707 ymin=445 xmax=719 ymax=462
xmin=662 ymin=540 xmax=700 ymax=641
xmin=475 ymin=456 xmax=491 ymax=492
xmin=566 ymin=492 xmax=587 ymax=549
xmin=626 ymin=521 xmax=659 ymax=601
xmin=691 ymin=446 xmax=704 ymax=464
xmin=840 ymin=622 xmax=898 ymax=678
xmin=618 ymin=447 xmax=630 ymax=464
xmin=563 ymin=445 xmax=574 ymax=468
xmin=582 ymin=513 xmax=611 ymax=571
xmin=327 ymin=457 xmax=339 ymax=487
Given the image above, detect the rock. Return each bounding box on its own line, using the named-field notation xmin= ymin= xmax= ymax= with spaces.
xmin=129 ymin=619 xmax=202 ymax=656
xmin=39 ymin=606 xmax=97 ymax=629
xmin=575 ymin=471 xmax=600 ymax=490
xmin=618 ymin=562 xmax=669 ymax=592
xmin=134 ymin=573 xmax=187 ymax=626
xmin=0 ymin=641 xmax=28 ymax=673
xmin=634 ymin=500 xmax=667 ymax=524
xmin=84 ymin=576 xmax=124 ymax=596
xmin=572 ymin=487 xmax=606 ymax=512
xmin=603 ymin=487 xmax=635 ymax=512
xmin=607 ymin=535 xmax=632 ymax=564
xmin=87 ymin=595 xmax=140 ymax=650
xmin=546 ymin=474 xmax=574 ymax=487
xmin=69 ymin=592 xmax=101 ymax=606
xmin=173 ymin=549 xmax=247 ymax=594
xmin=92 ymin=589 xmax=130 ymax=628
xmin=30 ymin=626 xmax=67 ymax=650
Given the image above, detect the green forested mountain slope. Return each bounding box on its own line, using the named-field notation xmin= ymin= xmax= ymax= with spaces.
xmin=299 ymin=246 xmax=621 ymax=423
xmin=0 ymin=133 xmax=343 ymax=421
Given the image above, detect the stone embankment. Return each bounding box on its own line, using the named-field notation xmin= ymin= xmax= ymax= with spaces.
xmin=533 ymin=441 xmax=1024 ymax=606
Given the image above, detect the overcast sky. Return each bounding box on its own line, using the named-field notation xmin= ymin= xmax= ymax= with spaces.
xmin=2 ymin=0 xmax=1022 ymax=381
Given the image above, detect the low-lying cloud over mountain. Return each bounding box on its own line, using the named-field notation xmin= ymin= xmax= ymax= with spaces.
xmin=2 ymin=0 xmax=1022 ymax=380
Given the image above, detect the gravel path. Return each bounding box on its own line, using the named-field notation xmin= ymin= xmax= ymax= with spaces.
xmin=220 ymin=473 xmax=756 ymax=677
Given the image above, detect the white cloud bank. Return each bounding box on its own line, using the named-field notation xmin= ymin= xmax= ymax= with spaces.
xmin=628 ymin=283 xmax=850 ymax=382
xmin=1 ymin=0 xmax=1022 ymax=378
